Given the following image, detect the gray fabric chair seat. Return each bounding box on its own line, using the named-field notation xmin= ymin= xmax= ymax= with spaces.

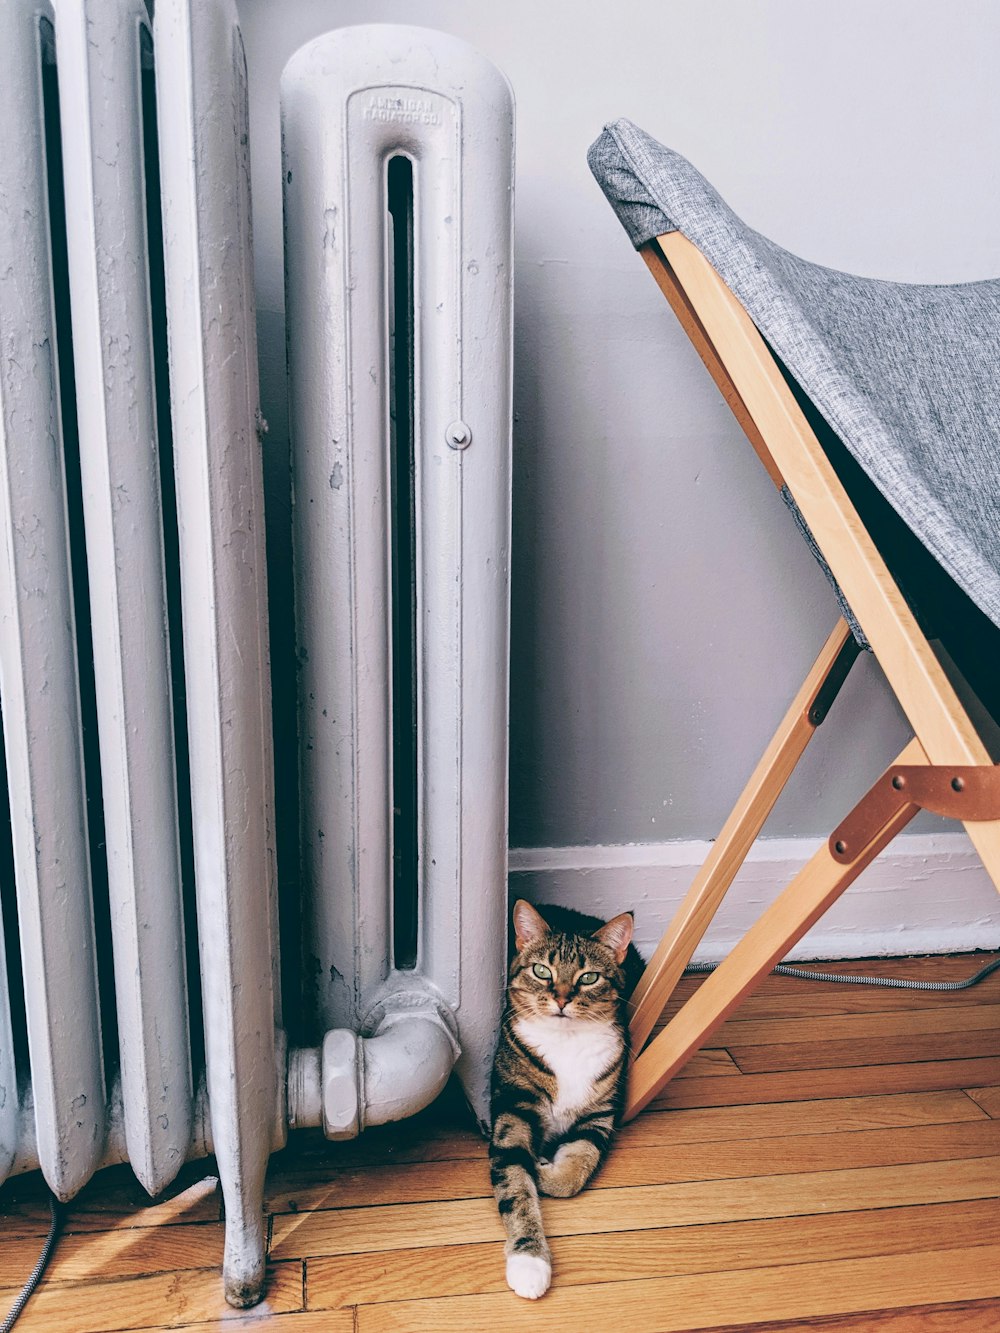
xmin=588 ymin=118 xmax=1000 ymax=637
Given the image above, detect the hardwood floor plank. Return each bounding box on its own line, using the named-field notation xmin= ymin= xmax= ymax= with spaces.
xmin=118 ymin=1315 xmax=353 ymax=1332
xmin=656 ymin=986 xmax=1000 ymax=1025
xmin=353 ymin=1244 xmax=1000 ymax=1332
xmin=657 ymin=955 xmax=1000 ymax=1025
xmin=0 ymin=1173 xmax=221 ymax=1240
xmin=0 ymin=1220 xmax=226 ymax=1287
xmin=263 ymin=1092 xmax=993 ymax=1212
xmin=262 ymin=1087 xmax=990 ymax=1192
xmin=264 ymin=1118 xmax=1000 ymax=1217
xmin=675 ymin=1048 xmax=741 ymax=1077
xmin=714 ymin=1002 xmax=1000 ymax=1046
xmin=728 ymin=1029 xmax=1000 ymax=1074
xmin=0 ymin=1262 xmax=303 ymax=1332
xmin=966 ymin=1085 xmax=1000 ymax=1118
xmin=305 ymin=1198 xmax=998 ymax=1308
xmin=691 ymin=1297 xmax=1000 ymax=1332
xmin=616 ymin=1090 xmax=988 ymax=1146
xmin=266 ymin=1157 xmax=488 ymax=1214
xmin=605 ymin=1119 xmax=1000 ymax=1182
xmin=269 ymin=1156 xmax=1000 ymax=1260
xmin=265 ymin=1088 xmax=993 ymax=1205
xmin=749 ymin=953 xmax=998 ymax=981
xmin=670 ymin=953 xmax=1000 ymax=991
xmin=651 ymin=1057 xmax=1000 ymax=1109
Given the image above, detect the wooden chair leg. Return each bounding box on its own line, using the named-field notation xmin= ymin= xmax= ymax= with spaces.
xmin=629 ymin=619 xmax=859 ymax=1053
xmin=624 ymin=736 xmax=927 ymax=1121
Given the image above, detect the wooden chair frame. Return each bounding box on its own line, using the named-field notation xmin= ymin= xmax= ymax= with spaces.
xmin=625 ymin=232 xmax=1000 ymax=1121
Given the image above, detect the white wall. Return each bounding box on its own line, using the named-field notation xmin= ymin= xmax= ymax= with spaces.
xmin=237 ymin=0 xmax=1000 ymax=859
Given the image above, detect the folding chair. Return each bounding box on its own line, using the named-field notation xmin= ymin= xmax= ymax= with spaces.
xmin=587 ymin=119 xmax=1000 ymax=1120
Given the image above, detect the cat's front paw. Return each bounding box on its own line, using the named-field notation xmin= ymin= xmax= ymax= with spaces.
xmin=506 ymin=1252 xmax=552 ymax=1299
xmin=537 ymin=1142 xmax=597 ymax=1197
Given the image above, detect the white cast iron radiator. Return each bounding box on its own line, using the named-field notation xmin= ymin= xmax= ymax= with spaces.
xmin=0 ymin=0 xmax=513 ymax=1307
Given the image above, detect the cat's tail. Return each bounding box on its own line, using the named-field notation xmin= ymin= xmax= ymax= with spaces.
xmin=489 ymin=1115 xmax=552 ymax=1299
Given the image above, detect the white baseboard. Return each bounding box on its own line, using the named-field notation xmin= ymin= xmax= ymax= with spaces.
xmin=508 ymin=833 xmax=1000 ymax=962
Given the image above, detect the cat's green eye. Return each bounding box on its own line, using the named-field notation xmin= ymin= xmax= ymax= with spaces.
xmin=531 ymin=963 xmax=552 ymax=980
xmin=578 ymin=971 xmax=600 ymax=985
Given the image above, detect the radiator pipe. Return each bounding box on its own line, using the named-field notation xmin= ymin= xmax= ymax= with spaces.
xmin=287 ymin=994 xmax=461 ymax=1139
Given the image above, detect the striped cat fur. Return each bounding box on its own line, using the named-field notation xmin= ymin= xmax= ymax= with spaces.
xmin=489 ymin=900 xmax=637 ymax=1299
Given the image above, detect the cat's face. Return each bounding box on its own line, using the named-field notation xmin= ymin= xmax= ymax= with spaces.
xmin=508 ymin=901 xmax=633 ymax=1025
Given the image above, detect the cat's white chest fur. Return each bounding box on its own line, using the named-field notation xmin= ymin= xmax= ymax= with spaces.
xmin=514 ymin=1015 xmax=622 ymax=1134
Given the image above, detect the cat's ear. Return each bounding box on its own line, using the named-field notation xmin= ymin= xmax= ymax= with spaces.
xmin=592 ymin=911 xmax=634 ymax=964
xmin=512 ymin=899 xmax=550 ymax=952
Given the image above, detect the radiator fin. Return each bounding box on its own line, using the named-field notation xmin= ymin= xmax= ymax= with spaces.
xmin=153 ymin=0 xmax=282 ymax=1306
xmin=0 ymin=0 xmax=105 ymax=1199
xmin=55 ymin=0 xmax=193 ymax=1198
xmin=282 ymin=25 xmax=513 ymax=1126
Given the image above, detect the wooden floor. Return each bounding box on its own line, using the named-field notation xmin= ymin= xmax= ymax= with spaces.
xmin=2 ymin=953 xmax=999 ymax=1332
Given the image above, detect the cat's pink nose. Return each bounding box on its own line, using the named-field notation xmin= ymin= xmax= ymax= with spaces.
xmin=554 ymin=993 xmax=569 ymax=1010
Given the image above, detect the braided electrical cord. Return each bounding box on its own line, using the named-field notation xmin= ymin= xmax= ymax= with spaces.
xmin=684 ymin=956 xmax=1000 ymax=991
xmin=1 ymin=1191 xmax=60 ymax=1333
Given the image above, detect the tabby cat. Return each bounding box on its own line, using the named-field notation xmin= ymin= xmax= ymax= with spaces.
xmin=489 ymin=899 xmax=638 ymax=1299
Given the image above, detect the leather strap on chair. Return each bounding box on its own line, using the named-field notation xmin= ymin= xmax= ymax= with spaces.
xmin=831 ymin=763 xmax=1000 ymax=864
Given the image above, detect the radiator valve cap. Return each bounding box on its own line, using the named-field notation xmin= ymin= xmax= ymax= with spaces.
xmin=321 ymin=1028 xmax=361 ymax=1140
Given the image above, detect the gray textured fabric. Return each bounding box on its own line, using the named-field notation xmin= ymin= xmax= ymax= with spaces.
xmin=588 ymin=119 xmax=1000 ymax=634
xmin=779 ymin=486 xmax=870 ymax=650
